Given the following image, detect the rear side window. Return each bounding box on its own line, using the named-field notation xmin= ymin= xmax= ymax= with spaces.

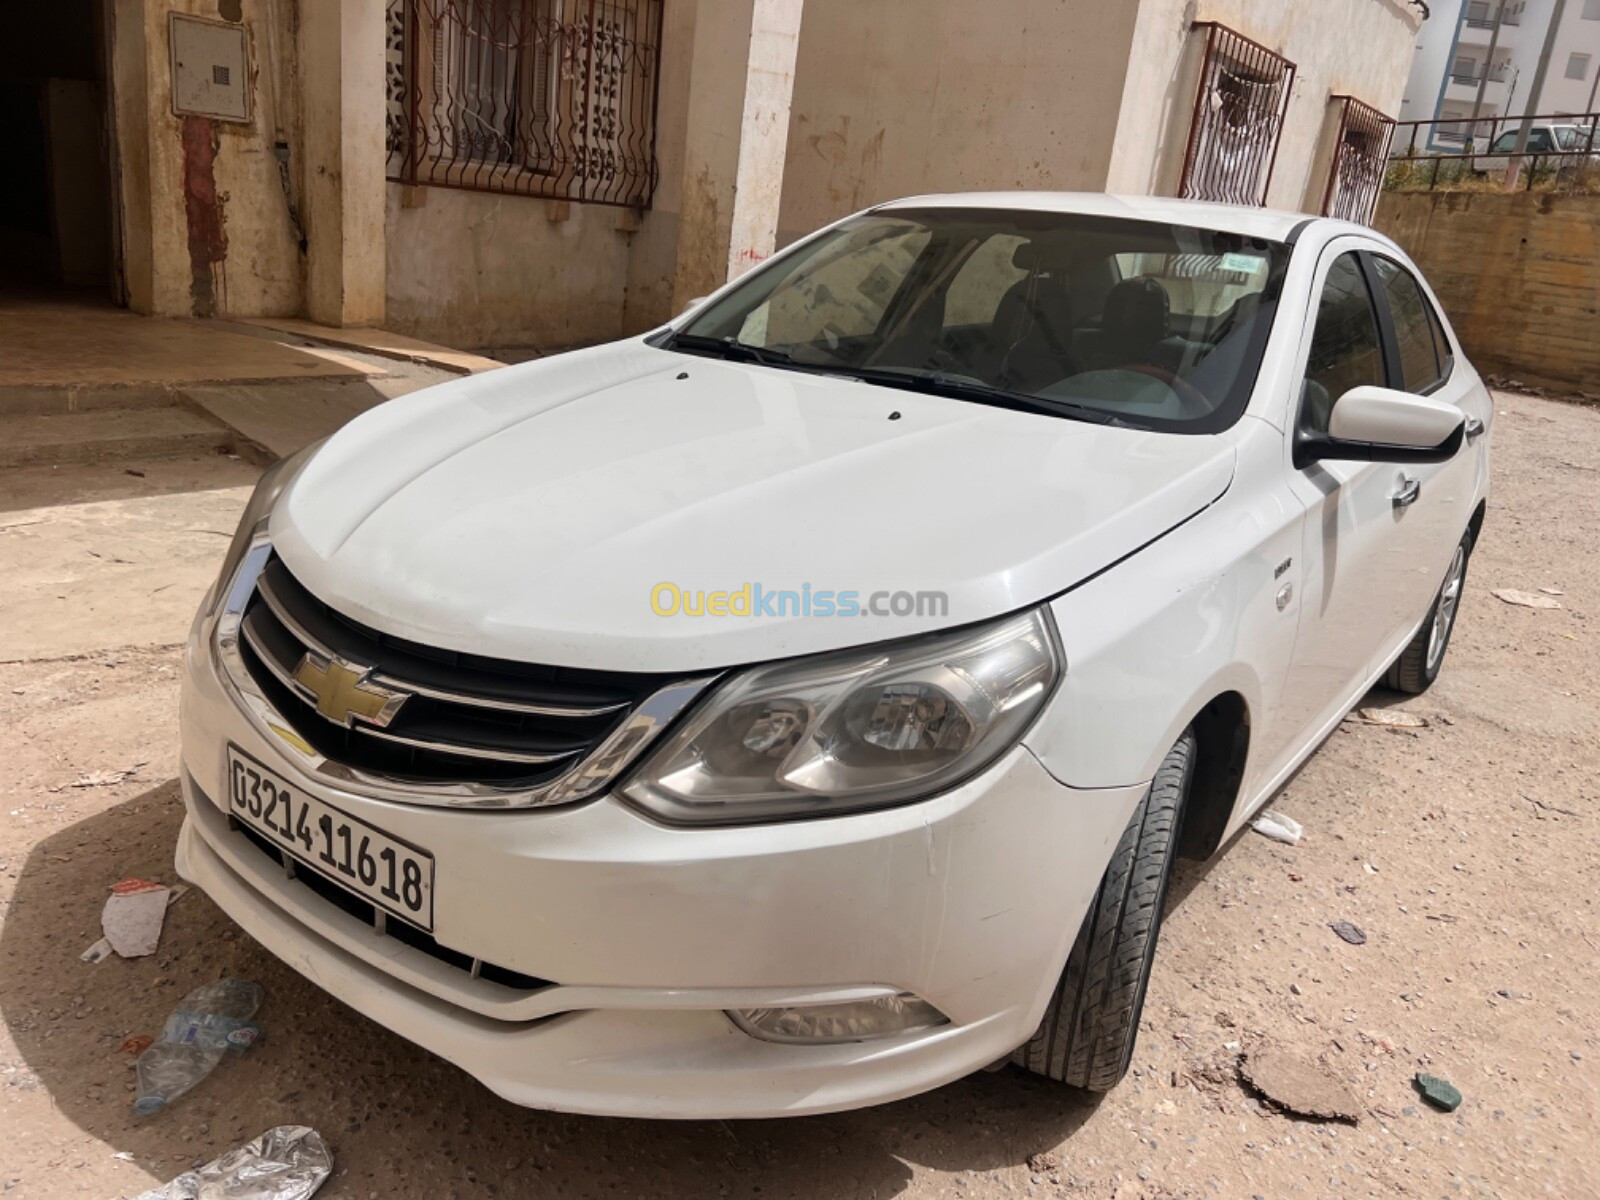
xmin=1371 ymin=256 xmax=1448 ymax=394
xmin=1425 ymin=299 xmax=1454 ymax=378
xmin=1303 ymin=253 xmax=1385 ymax=433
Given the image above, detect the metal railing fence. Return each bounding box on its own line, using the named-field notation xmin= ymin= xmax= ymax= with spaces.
xmin=1385 ymin=111 xmax=1600 ymax=194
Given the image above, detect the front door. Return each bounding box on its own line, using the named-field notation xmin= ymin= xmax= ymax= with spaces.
xmin=1276 ymin=243 xmax=1431 ymax=748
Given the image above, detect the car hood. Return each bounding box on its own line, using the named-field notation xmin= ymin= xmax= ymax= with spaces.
xmin=271 ymin=341 xmax=1235 ymax=672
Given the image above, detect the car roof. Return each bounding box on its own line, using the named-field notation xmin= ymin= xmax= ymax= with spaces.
xmin=874 ymin=192 xmax=1315 ymax=244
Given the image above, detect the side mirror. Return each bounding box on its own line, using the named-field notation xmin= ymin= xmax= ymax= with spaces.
xmin=1294 ymin=385 xmax=1465 ymax=469
xmin=680 ymin=295 xmax=709 ymax=317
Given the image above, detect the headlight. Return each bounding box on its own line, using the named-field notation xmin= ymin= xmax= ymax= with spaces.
xmin=209 ymin=440 xmax=323 ymax=613
xmin=622 ymin=607 xmax=1060 ymax=824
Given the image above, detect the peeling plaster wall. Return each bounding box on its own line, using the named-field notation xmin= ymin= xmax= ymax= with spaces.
xmin=390 ymin=0 xmax=699 ymax=347
xmin=775 ymin=0 xmax=1144 ymax=244
xmin=621 ymin=0 xmax=699 ymax=333
xmin=385 ymin=187 xmax=638 ymax=351
xmin=112 ymin=0 xmax=304 ymax=318
xmin=1107 ymin=0 xmax=1422 ymax=212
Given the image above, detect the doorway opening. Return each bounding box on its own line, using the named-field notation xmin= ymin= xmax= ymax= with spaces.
xmin=0 ymin=1 xmax=121 ymax=305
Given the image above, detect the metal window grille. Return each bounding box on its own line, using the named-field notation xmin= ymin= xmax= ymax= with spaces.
xmin=1322 ymin=95 xmax=1396 ymax=225
xmin=1178 ymin=23 xmax=1296 ymax=208
xmin=385 ymin=0 xmax=664 ymax=208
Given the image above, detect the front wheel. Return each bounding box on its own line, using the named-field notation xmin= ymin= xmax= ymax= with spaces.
xmin=1012 ymin=730 xmax=1194 ymax=1091
xmin=1385 ymin=528 xmax=1472 ymax=694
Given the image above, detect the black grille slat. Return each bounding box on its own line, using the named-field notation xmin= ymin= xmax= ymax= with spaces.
xmin=231 ymin=822 xmax=548 ymax=992
xmin=239 ymin=554 xmax=676 ymax=788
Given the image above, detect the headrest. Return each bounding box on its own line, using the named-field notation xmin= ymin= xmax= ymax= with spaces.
xmin=1011 ymin=240 xmax=1073 ymax=273
xmin=1104 ymin=277 xmax=1171 ymax=344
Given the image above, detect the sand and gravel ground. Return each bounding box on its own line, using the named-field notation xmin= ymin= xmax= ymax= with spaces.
xmin=1 ymin=390 xmax=1596 ymax=1199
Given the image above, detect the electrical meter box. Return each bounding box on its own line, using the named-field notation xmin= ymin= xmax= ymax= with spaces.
xmin=170 ymin=14 xmax=251 ymax=124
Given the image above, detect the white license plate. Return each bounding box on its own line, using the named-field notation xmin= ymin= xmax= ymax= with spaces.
xmin=225 ymin=745 xmax=435 ymax=931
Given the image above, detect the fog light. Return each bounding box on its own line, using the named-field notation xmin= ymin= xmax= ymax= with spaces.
xmin=729 ymin=994 xmax=949 ymax=1044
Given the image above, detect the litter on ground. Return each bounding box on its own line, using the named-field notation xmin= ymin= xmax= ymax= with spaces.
xmin=86 ymin=881 xmax=190 ymax=963
xmin=1491 ymin=588 xmax=1563 ymax=610
xmin=1329 ymin=920 xmax=1367 ymax=946
xmin=130 ymin=1125 xmax=332 ymax=1200
xmin=1352 ymin=708 xmax=1429 ymax=728
xmin=1251 ymin=810 xmax=1304 ymax=845
xmin=1414 ymin=1072 xmax=1464 ymax=1112
xmin=134 ymin=979 xmax=263 ymax=1115
xmin=102 ymin=879 xmax=171 ymax=958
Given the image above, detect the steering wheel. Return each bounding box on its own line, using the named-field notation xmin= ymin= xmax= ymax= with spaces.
xmin=1118 ymin=364 xmax=1211 ymax=419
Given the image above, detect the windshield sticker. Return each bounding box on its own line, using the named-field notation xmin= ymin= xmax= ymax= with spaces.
xmin=1221 ymin=252 xmax=1266 ymax=275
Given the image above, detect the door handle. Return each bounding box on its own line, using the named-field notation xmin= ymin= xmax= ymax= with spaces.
xmin=1465 ymin=416 xmax=1485 ymax=440
xmin=1392 ymin=476 xmax=1422 ymax=508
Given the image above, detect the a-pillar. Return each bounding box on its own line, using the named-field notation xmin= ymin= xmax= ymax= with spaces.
xmin=300 ymin=0 xmax=386 ymax=327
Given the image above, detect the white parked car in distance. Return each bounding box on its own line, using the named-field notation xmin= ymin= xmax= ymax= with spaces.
xmin=1472 ymin=122 xmax=1598 ymax=173
xmin=178 ymin=193 xmax=1490 ymax=1118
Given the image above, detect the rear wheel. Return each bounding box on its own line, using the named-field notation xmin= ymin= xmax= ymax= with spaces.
xmin=1384 ymin=529 xmax=1472 ymax=694
xmin=1013 ymin=731 xmax=1194 ymax=1091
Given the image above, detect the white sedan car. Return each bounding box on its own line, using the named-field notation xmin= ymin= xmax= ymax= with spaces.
xmin=177 ymin=193 xmax=1490 ymax=1118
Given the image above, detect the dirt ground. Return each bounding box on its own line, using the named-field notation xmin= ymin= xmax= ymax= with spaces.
xmin=1 ymin=391 xmax=1596 ymax=1199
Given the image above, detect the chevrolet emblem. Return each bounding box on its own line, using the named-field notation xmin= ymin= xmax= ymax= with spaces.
xmin=292 ymin=654 xmax=408 ymax=729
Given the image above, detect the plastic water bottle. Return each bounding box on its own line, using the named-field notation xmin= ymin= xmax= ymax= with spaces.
xmin=133 ymin=978 xmax=263 ymax=1116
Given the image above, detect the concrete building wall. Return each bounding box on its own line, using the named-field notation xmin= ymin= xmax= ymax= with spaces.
xmin=1107 ymin=0 xmax=1422 ymax=212
xmin=385 ymin=187 xmax=638 ymax=351
xmin=111 ymin=0 xmax=305 ymax=319
xmin=386 ymin=0 xmax=703 ymax=346
xmin=621 ymin=0 xmax=701 ymax=333
xmin=1398 ymin=0 xmax=1465 ymax=128
xmin=1537 ymin=0 xmax=1600 ymax=112
xmin=774 ymin=0 xmax=1144 ymax=246
xmin=1400 ymin=0 xmax=1600 ymax=141
xmin=1376 ymin=189 xmax=1600 ymax=389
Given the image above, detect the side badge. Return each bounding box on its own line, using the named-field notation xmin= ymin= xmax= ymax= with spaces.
xmin=1274 ymin=557 xmax=1293 ymax=580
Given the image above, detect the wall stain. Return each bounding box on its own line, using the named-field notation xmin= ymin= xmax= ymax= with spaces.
xmin=180 ymin=116 xmax=229 ymax=317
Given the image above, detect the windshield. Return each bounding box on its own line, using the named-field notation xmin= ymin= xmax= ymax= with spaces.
xmin=666 ymin=208 xmax=1291 ymax=433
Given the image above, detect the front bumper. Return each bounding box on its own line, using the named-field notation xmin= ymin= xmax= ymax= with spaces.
xmin=177 ymin=609 xmax=1147 ymax=1117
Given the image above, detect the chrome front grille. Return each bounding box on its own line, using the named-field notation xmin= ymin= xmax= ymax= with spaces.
xmin=215 ymin=534 xmax=714 ymax=808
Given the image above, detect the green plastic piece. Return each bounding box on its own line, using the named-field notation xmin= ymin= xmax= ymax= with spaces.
xmin=1414 ymin=1072 xmax=1463 ymax=1112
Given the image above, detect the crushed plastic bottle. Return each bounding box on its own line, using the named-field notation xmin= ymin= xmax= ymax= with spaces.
xmin=134 ymin=978 xmax=263 ymax=1116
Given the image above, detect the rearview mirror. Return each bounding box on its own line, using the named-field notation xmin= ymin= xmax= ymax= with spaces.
xmin=1294 ymin=385 xmax=1465 ymax=469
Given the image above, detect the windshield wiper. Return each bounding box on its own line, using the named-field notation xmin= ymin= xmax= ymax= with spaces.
xmin=840 ymin=367 xmax=1134 ymax=427
xmin=666 ymin=333 xmax=799 ymax=368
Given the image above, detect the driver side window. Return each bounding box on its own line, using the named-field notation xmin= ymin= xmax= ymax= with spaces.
xmin=1303 ymin=253 xmax=1385 ymax=434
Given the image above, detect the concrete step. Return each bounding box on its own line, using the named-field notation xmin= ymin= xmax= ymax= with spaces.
xmin=0 ymin=384 xmax=181 ymax=417
xmin=179 ymin=380 xmax=394 ymax=461
xmin=0 ymin=407 xmax=236 ymax=468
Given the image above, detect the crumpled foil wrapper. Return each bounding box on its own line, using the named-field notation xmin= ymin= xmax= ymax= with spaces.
xmin=131 ymin=1126 xmax=332 ymax=1200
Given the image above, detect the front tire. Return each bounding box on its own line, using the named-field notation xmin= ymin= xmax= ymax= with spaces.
xmin=1013 ymin=731 xmax=1194 ymax=1091
xmin=1384 ymin=528 xmax=1472 ymax=694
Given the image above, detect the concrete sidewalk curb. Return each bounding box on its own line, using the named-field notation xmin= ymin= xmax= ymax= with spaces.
xmin=235 ymin=318 xmax=505 ymax=376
